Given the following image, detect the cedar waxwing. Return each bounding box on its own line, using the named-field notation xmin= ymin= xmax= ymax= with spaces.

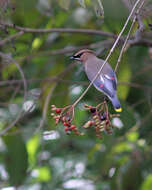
xmin=70 ymin=49 xmax=122 ymax=112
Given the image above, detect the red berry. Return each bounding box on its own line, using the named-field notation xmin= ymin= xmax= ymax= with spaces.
xmin=65 ymin=127 xmax=69 ymax=132
xmin=56 ymin=108 xmax=61 ymax=114
xmin=64 ymin=122 xmax=70 ymax=126
xmin=69 ymin=125 xmax=76 ymax=130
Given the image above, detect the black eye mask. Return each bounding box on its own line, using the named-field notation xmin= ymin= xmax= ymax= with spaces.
xmin=70 ymin=53 xmax=83 ymax=60
xmin=74 ymin=53 xmax=83 ymax=58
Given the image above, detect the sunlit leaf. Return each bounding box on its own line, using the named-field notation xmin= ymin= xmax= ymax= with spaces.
xmin=26 ymin=135 xmax=40 ymax=166
xmin=126 ymin=131 xmax=139 ymax=142
xmin=32 ymin=167 xmax=51 ymax=182
xmin=140 ymin=174 xmax=152 ymax=190
xmin=32 ymin=38 xmax=43 ymax=50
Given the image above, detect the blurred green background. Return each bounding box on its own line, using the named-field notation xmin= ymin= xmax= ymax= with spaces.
xmin=0 ymin=0 xmax=152 ymax=189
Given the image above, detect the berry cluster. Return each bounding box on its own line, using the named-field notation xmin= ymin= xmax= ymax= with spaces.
xmin=51 ymin=105 xmax=84 ymax=136
xmin=83 ymin=103 xmax=120 ymax=138
xmin=50 ymin=102 xmax=120 ymax=138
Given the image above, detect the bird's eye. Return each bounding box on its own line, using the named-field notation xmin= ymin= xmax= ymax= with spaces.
xmin=74 ymin=53 xmax=83 ymax=58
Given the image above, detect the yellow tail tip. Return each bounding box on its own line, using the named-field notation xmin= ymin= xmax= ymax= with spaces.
xmin=115 ymin=108 xmax=122 ymax=112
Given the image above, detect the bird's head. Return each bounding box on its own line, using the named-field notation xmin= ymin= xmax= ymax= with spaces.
xmin=70 ymin=49 xmax=95 ymax=62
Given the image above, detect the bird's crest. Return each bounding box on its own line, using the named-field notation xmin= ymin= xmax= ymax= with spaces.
xmin=74 ymin=49 xmax=95 ymax=58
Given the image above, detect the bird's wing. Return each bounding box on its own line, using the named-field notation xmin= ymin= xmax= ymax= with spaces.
xmin=85 ymin=59 xmax=117 ymax=98
xmin=93 ymin=77 xmax=115 ymax=98
xmin=103 ymin=69 xmax=117 ymax=90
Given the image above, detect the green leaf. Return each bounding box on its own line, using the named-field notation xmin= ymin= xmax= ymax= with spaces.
xmin=32 ymin=167 xmax=51 ymax=182
xmin=126 ymin=131 xmax=139 ymax=142
xmin=140 ymin=174 xmax=152 ymax=190
xmin=26 ymin=134 xmax=40 ymax=166
xmin=3 ymin=134 xmax=28 ymax=186
xmin=32 ymin=38 xmax=43 ymax=50
xmin=113 ymin=142 xmax=132 ymax=153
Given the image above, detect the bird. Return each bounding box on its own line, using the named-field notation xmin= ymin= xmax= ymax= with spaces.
xmin=70 ymin=49 xmax=122 ymax=112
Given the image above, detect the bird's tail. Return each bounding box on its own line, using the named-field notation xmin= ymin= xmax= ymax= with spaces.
xmin=111 ymin=95 xmax=122 ymax=112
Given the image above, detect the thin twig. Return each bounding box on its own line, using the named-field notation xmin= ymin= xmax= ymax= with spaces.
xmin=72 ymin=0 xmax=143 ymax=108
xmin=115 ymin=19 xmax=136 ymax=72
xmin=0 ymin=52 xmax=27 ymax=136
xmin=36 ymin=84 xmax=57 ymax=133
xmin=0 ymin=31 xmax=24 ymax=46
xmin=115 ymin=0 xmax=145 ymax=72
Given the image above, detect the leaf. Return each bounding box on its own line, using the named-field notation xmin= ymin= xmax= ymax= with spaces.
xmin=126 ymin=131 xmax=139 ymax=142
xmin=26 ymin=134 xmax=40 ymax=166
xmin=140 ymin=174 xmax=152 ymax=190
xmin=92 ymin=0 xmax=104 ymax=18
xmin=32 ymin=38 xmax=43 ymax=50
xmin=113 ymin=142 xmax=132 ymax=153
xmin=33 ymin=167 xmax=51 ymax=182
xmin=57 ymin=0 xmax=70 ymax=10
xmin=3 ymin=134 xmax=28 ymax=186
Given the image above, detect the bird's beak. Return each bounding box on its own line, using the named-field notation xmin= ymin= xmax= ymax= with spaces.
xmin=70 ymin=56 xmax=75 ymax=60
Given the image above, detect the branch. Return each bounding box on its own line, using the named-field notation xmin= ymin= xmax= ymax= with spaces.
xmin=0 ymin=22 xmax=117 ymax=38
xmin=0 ymin=21 xmax=151 ymax=48
xmin=0 ymin=31 xmax=24 ymax=46
xmin=0 ymin=52 xmax=27 ymax=136
xmin=36 ymin=85 xmax=57 ymax=133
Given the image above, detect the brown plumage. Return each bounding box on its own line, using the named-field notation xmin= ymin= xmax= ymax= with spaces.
xmin=70 ymin=49 xmax=122 ymax=112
